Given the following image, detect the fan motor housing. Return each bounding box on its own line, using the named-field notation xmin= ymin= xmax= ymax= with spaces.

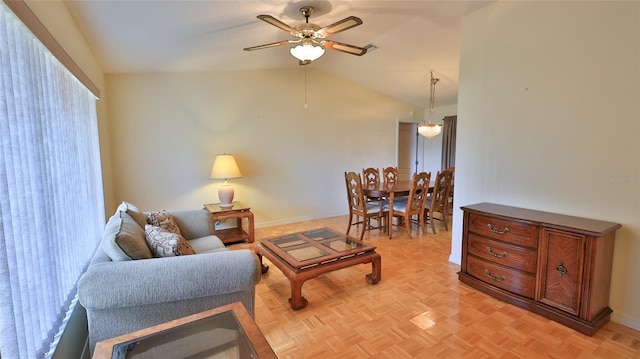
xmin=295 ymin=23 xmax=321 ymax=35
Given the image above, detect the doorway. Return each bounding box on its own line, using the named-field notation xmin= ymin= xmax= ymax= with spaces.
xmin=397 ymin=121 xmax=422 ymax=181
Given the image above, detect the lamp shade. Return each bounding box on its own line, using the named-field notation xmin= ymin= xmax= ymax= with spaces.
xmin=210 ymin=154 xmax=242 ymax=179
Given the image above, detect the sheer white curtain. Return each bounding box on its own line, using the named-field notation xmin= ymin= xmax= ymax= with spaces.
xmin=0 ymin=3 xmax=104 ymax=358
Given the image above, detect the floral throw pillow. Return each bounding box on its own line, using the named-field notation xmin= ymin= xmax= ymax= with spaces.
xmin=144 ymin=225 xmax=196 ymax=257
xmin=147 ymin=210 xmax=182 ymax=235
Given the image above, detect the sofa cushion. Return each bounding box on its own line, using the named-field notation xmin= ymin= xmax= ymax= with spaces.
xmin=188 ymin=235 xmax=227 ymax=254
xmin=102 ymin=211 xmax=153 ymax=261
xmin=116 ymin=201 xmax=148 ymax=228
xmin=147 ymin=210 xmax=182 ymax=235
xmin=145 ymin=225 xmax=196 ymax=257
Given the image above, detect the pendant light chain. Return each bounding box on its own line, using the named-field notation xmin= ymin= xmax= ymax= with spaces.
xmin=428 ymin=71 xmax=439 ymax=124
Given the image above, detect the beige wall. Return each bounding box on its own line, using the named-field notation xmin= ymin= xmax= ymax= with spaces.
xmin=455 ymin=1 xmax=640 ymax=329
xmin=106 ymin=69 xmax=422 ymax=226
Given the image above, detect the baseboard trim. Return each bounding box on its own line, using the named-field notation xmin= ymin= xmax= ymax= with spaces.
xmin=611 ymin=311 xmax=640 ymax=331
xmin=255 ymin=212 xmax=347 ymax=229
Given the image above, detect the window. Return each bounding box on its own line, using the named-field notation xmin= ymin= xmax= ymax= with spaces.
xmin=0 ymin=2 xmax=104 ymax=358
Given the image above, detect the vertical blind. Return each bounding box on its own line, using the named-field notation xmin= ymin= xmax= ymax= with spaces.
xmin=0 ymin=2 xmax=104 ymax=358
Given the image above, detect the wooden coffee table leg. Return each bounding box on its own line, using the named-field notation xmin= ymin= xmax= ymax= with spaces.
xmin=288 ymin=278 xmax=308 ymax=310
xmin=255 ymin=251 xmax=269 ymax=274
xmin=366 ymin=253 xmax=382 ymax=284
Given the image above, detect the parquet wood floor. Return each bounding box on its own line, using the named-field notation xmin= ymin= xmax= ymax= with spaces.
xmin=230 ymin=216 xmax=640 ymax=358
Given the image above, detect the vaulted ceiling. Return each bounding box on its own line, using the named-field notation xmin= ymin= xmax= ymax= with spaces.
xmin=64 ymin=0 xmax=494 ymax=107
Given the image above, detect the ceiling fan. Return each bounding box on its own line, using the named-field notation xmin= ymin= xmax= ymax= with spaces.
xmin=243 ymin=6 xmax=368 ymax=65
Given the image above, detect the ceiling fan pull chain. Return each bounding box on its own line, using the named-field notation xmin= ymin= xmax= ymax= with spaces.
xmin=304 ymin=66 xmax=308 ymax=109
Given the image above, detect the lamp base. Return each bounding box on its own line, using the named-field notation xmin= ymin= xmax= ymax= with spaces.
xmin=218 ymin=183 xmax=234 ymax=209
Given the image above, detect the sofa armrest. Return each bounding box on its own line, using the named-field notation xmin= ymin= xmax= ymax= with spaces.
xmin=78 ymin=249 xmax=260 ymax=310
xmin=169 ymin=209 xmax=214 ymax=240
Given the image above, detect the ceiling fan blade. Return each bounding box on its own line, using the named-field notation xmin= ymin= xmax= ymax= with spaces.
xmin=243 ymin=40 xmax=294 ymax=51
xmin=257 ymin=15 xmax=298 ymax=34
xmin=317 ymin=16 xmax=363 ymax=37
xmin=323 ymin=40 xmax=367 ymax=56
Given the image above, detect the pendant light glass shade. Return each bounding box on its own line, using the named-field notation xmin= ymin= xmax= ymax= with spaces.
xmin=418 ymin=123 xmax=442 ymax=138
xmin=290 ymin=43 xmax=325 ymax=62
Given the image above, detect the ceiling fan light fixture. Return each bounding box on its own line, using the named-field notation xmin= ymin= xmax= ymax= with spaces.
xmin=290 ymin=43 xmax=325 ymax=62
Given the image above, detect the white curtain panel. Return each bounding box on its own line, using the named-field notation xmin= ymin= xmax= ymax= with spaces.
xmin=0 ymin=3 xmax=104 ymax=358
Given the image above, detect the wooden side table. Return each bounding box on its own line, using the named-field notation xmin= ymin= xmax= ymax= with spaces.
xmin=204 ymin=201 xmax=254 ymax=244
xmin=92 ymin=302 xmax=277 ymax=358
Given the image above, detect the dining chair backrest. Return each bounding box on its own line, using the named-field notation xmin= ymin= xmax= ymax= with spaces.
xmin=443 ymin=166 xmax=455 ymax=185
xmin=345 ymin=171 xmax=367 ymax=214
xmin=407 ymin=172 xmax=432 ymax=213
xmin=430 ymin=170 xmax=453 ymax=213
xmin=362 ymin=167 xmax=380 ymax=187
xmin=382 ymin=166 xmax=399 ymax=185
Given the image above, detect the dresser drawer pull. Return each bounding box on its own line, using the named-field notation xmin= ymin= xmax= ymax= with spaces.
xmin=556 ymin=261 xmax=567 ymax=277
xmin=487 ymin=223 xmax=510 ymax=235
xmin=486 ymin=246 xmax=508 ymax=258
xmin=484 ymin=269 xmax=506 ymax=282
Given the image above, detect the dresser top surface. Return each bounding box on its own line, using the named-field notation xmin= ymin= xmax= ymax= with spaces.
xmin=461 ymin=202 xmax=621 ymax=236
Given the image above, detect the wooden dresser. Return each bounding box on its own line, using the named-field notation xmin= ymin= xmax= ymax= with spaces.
xmin=459 ymin=203 xmax=620 ymax=336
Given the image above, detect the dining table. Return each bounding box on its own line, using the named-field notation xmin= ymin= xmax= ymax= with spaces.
xmin=363 ymin=180 xmax=434 ymax=239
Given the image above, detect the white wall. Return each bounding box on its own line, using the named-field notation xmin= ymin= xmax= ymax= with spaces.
xmin=455 ymin=1 xmax=640 ymax=329
xmin=106 ymin=69 xmax=423 ymax=227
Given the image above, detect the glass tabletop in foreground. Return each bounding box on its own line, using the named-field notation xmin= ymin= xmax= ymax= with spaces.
xmin=112 ymin=310 xmax=255 ymax=359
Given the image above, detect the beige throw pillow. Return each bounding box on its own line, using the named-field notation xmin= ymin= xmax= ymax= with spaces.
xmin=102 ymin=211 xmax=153 ymax=261
xmin=144 ymin=225 xmax=195 ymax=257
xmin=117 ymin=201 xmax=148 ymax=228
xmin=147 ymin=210 xmax=182 ymax=235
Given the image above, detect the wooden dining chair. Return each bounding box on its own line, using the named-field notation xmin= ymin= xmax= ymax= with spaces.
xmin=425 ymin=170 xmax=453 ymax=234
xmin=382 ymin=166 xmax=399 ymax=185
xmin=345 ymin=171 xmax=387 ymax=240
xmin=362 ymin=167 xmax=380 ymax=187
xmin=390 ymin=172 xmax=431 ymax=238
xmin=362 ymin=167 xmax=382 ymax=203
xmin=443 ymin=166 xmax=455 ymax=214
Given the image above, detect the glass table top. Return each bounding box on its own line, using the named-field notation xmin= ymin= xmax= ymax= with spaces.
xmin=111 ymin=310 xmax=256 ymax=359
xmin=92 ymin=303 xmax=276 ymax=359
xmin=261 ymin=228 xmax=375 ymax=267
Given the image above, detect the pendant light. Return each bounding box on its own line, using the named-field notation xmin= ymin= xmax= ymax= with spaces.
xmin=418 ymin=71 xmax=442 ymax=139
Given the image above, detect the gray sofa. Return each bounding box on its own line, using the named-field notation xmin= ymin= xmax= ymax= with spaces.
xmin=78 ymin=203 xmax=261 ymax=352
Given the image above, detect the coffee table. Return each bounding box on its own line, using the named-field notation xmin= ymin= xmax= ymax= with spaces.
xmin=257 ymin=227 xmax=381 ymax=310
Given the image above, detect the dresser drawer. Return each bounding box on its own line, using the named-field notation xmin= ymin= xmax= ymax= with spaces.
xmin=468 ymin=234 xmax=537 ymax=273
xmin=469 ymin=213 xmax=538 ymax=248
xmin=466 ymin=255 xmax=536 ymax=298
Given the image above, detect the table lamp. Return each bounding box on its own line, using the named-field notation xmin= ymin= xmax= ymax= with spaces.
xmin=210 ymin=154 xmax=242 ymax=209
